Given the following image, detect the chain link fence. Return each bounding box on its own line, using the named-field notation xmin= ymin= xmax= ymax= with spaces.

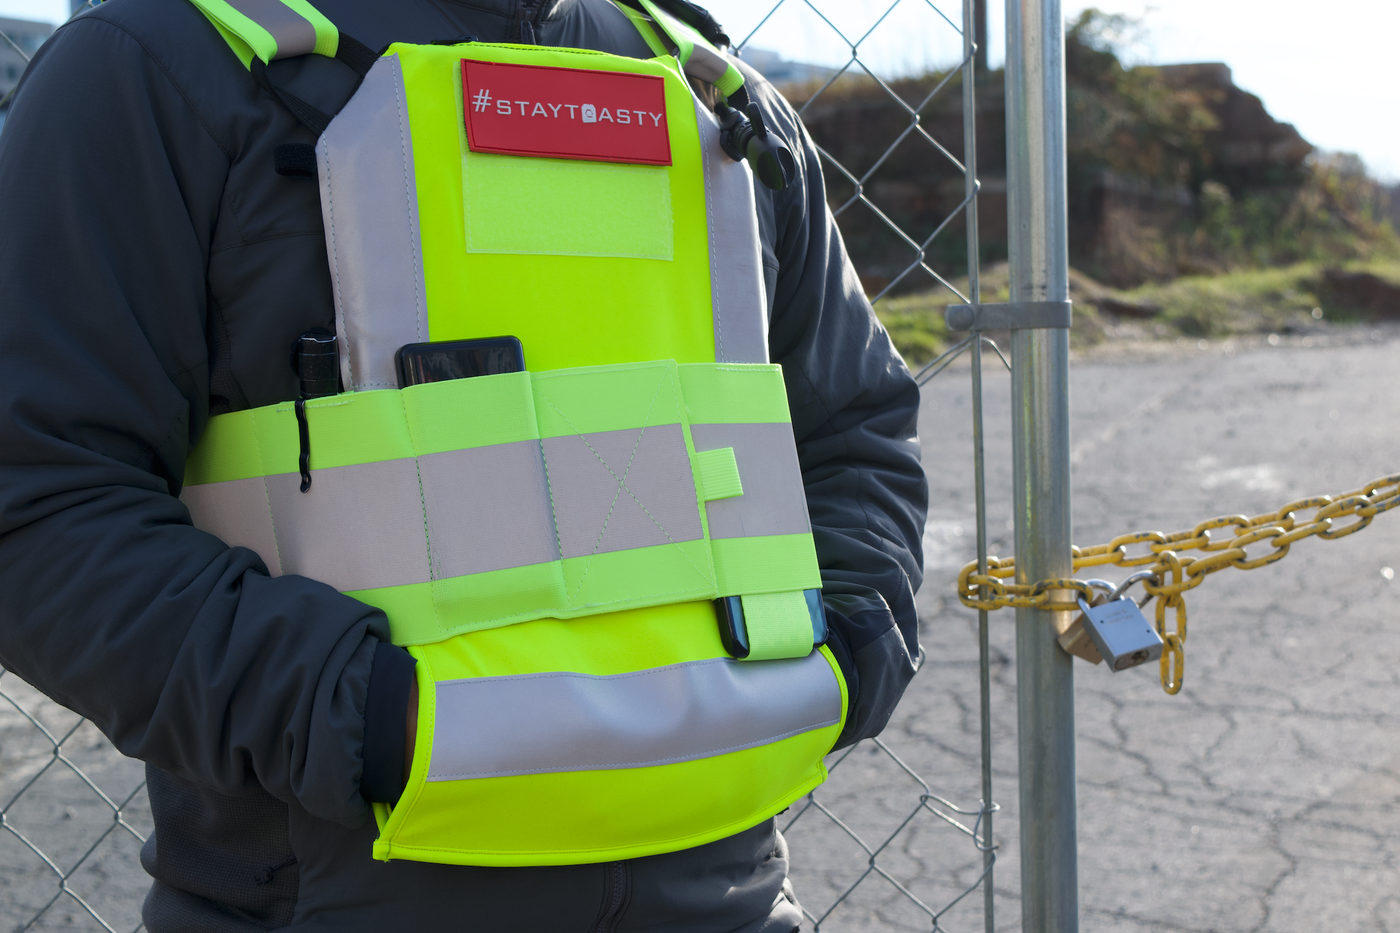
xmin=0 ymin=1 xmax=995 ymax=930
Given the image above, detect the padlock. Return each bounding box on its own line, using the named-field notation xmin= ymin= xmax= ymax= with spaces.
xmin=1057 ymin=591 xmax=1105 ymax=664
xmin=1076 ymin=585 xmax=1165 ymax=672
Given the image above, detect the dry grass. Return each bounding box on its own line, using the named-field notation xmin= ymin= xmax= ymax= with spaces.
xmin=872 ymin=260 xmax=1400 ymax=365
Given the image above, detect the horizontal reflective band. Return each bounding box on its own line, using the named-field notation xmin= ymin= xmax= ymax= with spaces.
xmin=183 ymin=361 xmax=820 ymax=642
xmin=183 ymin=422 xmax=702 ymax=593
xmin=691 ymin=422 xmax=811 ymax=539
xmin=319 ymin=55 xmax=428 ymax=391
xmin=543 ymin=424 xmax=703 ymax=559
xmin=419 ymin=441 xmax=559 ymax=578
xmin=184 ymin=464 xmax=434 ymax=591
xmin=180 ymin=477 xmax=284 ymax=577
xmin=428 ymin=653 xmax=840 ymax=780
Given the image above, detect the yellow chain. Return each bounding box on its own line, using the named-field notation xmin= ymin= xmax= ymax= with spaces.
xmin=956 ymin=473 xmax=1400 ymax=694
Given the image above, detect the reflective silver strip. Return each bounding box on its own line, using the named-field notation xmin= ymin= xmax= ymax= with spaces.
xmin=182 ymin=421 xmax=801 ymax=589
xmin=225 ymin=0 xmax=317 ymax=58
xmin=318 ymin=55 xmax=428 ymax=392
xmin=318 ymin=59 xmax=761 ymax=380
xmin=182 ymin=423 xmax=710 ymax=588
xmin=690 ymin=423 xmax=811 ymax=539
xmin=692 ymin=97 xmax=769 ymax=365
xmin=418 ymin=442 xmax=560 ymax=578
xmin=184 ymin=419 xmax=804 ymax=589
xmin=683 ymin=44 xmax=730 ymax=86
xmin=543 ymin=424 xmax=703 ymax=559
xmin=265 ymin=461 xmax=431 ymax=591
xmin=181 ymin=477 xmax=283 ymax=577
xmin=184 ymin=461 xmax=432 ymax=591
xmin=427 ymin=653 xmax=841 ymax=780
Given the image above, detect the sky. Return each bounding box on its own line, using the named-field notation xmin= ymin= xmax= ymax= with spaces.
xmin=703 ymin=0 xmax=1400 ymax=181
xmin=3 ymin=0 xmax=1396 ymax=180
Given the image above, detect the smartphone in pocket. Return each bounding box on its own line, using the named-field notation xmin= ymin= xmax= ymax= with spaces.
xmin=395 ymin=336 xmax=525 ymax=387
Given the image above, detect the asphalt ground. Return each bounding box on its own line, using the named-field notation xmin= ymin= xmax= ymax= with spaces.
xmin=3 ymin=326 xmax=1398 ymax=932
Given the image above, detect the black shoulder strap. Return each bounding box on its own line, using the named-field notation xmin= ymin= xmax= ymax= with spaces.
xmin=250 ymin=33 xmax=379 ymax=136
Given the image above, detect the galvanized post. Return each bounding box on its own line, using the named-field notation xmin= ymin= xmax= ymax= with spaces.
xmin=959 ymin=2 xmax=995 ymax=932
xmin=1004 ymin=0 xmax=1077 ymax=931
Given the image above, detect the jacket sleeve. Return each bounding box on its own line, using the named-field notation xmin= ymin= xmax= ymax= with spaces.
xmin=745 ymin=68 xmax=930 ymax=749
xmin=0 ymin=15 xmax=389 ymax=826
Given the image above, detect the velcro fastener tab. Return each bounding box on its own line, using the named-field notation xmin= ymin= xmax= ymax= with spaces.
xmin=740 ymin=591 xmax=814 ymax=660
xmin=695 ymin=446 xmax=743 ymax=501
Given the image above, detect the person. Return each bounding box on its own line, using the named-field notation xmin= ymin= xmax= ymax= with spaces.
xmin=0 ymin=0 xmax=928 ymax=929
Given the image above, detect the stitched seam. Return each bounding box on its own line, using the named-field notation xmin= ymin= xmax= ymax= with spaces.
xmin=537 ymin=370 xmax=710 ymax=598
xmin=537 ymin=436 xmax=568 ymax=572
xmin=398 ymin=390 xmax=443 ymax=634
xmin=391 ymin=59 xmax=426 ymax=344
xmin=440 ymin=656 xmax=727 ymax=686
xmin=321 ymin=138 xmax=354 ymax=389
xmin=536 ymin=388 xmax=643 ymax=603
xmin=610 ymin=372 xmax=712 ymax=582
xmin=401 ymin=392 xmax=433 ymax=572
xmin=791 ymin=361 xmax=835 ymax=424
xmin=573 ymin=446 xmax=629 ymax=598
xmin=540 ymin=397 xmax=635 ymax=602
xmin=74 ymin=17 xmax=237 ymax=162
xmin=699 ymin=99 xmax=724 ymax=361
xmin=425 ymin=585 xmax=711 ymax=634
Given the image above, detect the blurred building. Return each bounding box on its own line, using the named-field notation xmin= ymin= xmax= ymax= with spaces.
xmin=739 ymin=48 xmax=838 ymax=88
xmin=1 ymin=16 xmax=55 ymax=134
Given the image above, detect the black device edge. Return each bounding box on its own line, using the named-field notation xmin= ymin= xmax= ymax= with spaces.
xmin=394 ymin=335 xmax=525 ymax=387
xmin=715 ymin=590 xmax=828 ymax=660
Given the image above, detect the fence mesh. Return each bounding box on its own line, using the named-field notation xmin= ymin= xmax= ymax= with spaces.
xmin=0 ymin=1 xmax=992 ymax=931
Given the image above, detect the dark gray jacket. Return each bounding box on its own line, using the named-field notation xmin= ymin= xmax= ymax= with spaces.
xmin=0 ymin=0 xmax=927 ymax=929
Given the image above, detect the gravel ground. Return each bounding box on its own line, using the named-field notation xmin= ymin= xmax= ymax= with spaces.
xmin=3 ymin=325 xmax=1397 ymax=933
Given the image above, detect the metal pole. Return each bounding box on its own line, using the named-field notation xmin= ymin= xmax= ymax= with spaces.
xmin=1004 ymin=0 xmax=1076 ymax=930
xmin=959 ymin=3 xmax=995 ymax=932
xmin=974 ymin=0 xmax=989 ymax=73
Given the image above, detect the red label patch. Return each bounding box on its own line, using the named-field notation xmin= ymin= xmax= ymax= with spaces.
xmin=461 ymin=60 xmax=672 ymax=166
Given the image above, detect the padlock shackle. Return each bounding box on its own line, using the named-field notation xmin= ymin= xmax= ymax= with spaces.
xmin=1107 ymin=569 xmax=1160 ymax=603
xmin=1075 ymin=579 xmax=1116 ymax=614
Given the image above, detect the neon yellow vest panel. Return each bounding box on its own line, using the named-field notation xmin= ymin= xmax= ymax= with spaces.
xmin=180 ymin=0 xmax=846 ymax=867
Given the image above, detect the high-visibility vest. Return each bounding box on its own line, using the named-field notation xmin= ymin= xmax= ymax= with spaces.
xmin=180 ymin=0 xmax=847 ymax=867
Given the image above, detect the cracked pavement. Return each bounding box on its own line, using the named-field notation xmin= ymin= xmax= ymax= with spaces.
xmin=887 ymin=327 xmax=1400 ymax=933
xmin=3 ymin=330 xmax=1398 ymax=932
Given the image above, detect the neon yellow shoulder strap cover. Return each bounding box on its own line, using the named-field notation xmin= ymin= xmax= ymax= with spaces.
xmin=619 ymin=0 xmax=745 ymax=97
xmin=187 ymin=0 xmax=338 ymax=68
xmin=185 ymin=0 xmax=744 ymax=102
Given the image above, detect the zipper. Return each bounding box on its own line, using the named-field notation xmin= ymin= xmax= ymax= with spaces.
xmin=590 ymin=861 xmax=630 ymax=933
xmin=512 ymin=0 xmax=545 ymax=43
